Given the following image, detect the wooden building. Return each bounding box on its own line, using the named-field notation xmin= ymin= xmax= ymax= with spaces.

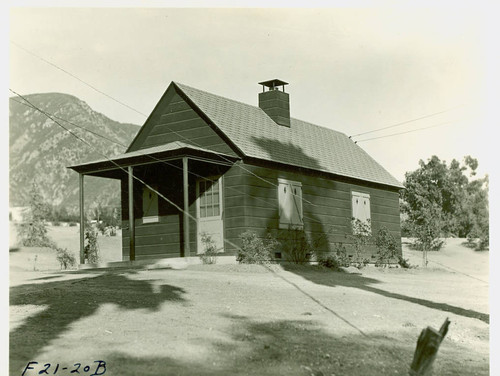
xmin=69 ymin=79 xmax=403 ymax=264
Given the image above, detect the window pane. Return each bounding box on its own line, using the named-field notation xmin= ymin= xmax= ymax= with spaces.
xmin=214 ymin=206 xmax=220 ymax=216
xmin=212 ymin=180 xmax=219 ymax=192
xmin=200 ymin=206 xmax=206 ymax=218
xmin=206 ymin=206 xmax=214 ymax=217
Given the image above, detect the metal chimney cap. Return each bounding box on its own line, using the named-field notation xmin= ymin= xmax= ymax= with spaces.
xmin=258 ymin=79 xmax=289 ymax=89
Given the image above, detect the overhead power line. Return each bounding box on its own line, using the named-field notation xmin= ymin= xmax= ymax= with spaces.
xmin=10 ymin=88 xmax=188 ymax=218
xmin=10 ymin=97 xmax=129 ymax=148
xmin=354 ymin=120 xmax=457 ymax=143
xmin=349 ymin=105 xmax=464 ymax=139
xmin=10 ymin=41 xmax=148 ymax=118
xmin=10 ymin=89 xmax=368 ymax=335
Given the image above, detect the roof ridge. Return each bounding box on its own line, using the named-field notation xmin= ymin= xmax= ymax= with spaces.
xmin=174 ymin=81 xmax=260 ymax=110
xmin=175 ymin=81 xmax=349 ymax=137
xmin=173 ymin=81 xmax=402 ymax=188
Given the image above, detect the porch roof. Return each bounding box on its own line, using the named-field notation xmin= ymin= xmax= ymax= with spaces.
xmin=68 ymin=141 xmax=239 ymax=175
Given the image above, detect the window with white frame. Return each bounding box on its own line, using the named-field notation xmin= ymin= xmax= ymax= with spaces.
xmin=351 ymin=191 xmax=371 ymax=233
xmin=142 ymin=185 xmax=159 ymax=223
xmin=278 ymin=178 xmax=303 ymax=229
xmin=198 ymin=178 xmax=221 ymax=218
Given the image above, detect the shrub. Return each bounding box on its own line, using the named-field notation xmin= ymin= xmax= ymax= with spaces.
xmin=413 ymin=237 xmax=445 ymax=252
xmin=17 ymin=181 xmax=54 ymax=248
xmin=237 ymin=231 xmax=279 ymax=264
xmin=318 ymin=242 xmax=350 ymax=270
xmin=69 ymin=222 xmax=77 ymax=227
xmin=52 ymin=221 xmax=61 ymax=227
xmin=318 ymin=254 xmax=341 ymax=269
xmin=278 ymin=228 xmax=313 ymax=264
xmin=55 ymin=247 xmax=77 ymax=270
xmin=103 ymin=226 xmax=117 ymax=237
xmin=476 ymin=231 xmax=489 ymax=251
xmin=199 ymin=233 xmax=218 ymax=264
xmin=397 ymin=256 xmax=417 ymax=269
xmin=84 ymin=225 xmax=100 ymax=264
xmin=347 ymin=219 xmax=372 ymax=268
xmin=374 ymin=226 xmax=398 ymax=267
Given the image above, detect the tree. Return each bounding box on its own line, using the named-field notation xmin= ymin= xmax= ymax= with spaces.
xmin=401 ymin=155 xmax=489 ymax=256
xmin=17 ymin=181 xmax=53 ymax=247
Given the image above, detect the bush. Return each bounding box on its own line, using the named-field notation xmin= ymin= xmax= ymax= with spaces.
xmin=52 ymin=221 xmax=61 ymax=227
xmin=199 ymin=233 xmax=218 ymax=264
xmin=55 ymin=247 xmax=76 ymax=270
xmin=17 ymin=181 xmax=54 ymax=247
xmin=102 ymin=226 xmax=117 ymax=237
xmin=84 ymin=225 xmax=100 ymax=264
xmin=413 ymin=237 xmax=446 ymax=252
xmin=347 ymin=219 xmax=372 ymax=268
xmin=318 ymin=254 xmax=341 ymax=269
xmin=237 ymin=231 xmax=279 ymax=264
xmin=318 ymin=242 xmax=350 ymax=270
xmin=374 ymin=226 xmax=398 ymax=267
xmin=69 ymin=222 xmax=77 ymax=227
xmin=278 ymin=228 xmax=313 ymax=264
xmin=476 ymin=231 xmax=489 ymax=251
xmin=398 ymin=256 xmax=413 ymax=269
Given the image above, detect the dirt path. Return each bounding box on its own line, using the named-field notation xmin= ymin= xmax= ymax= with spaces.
xmin=9 ymin=262 xmax=489 ymax=376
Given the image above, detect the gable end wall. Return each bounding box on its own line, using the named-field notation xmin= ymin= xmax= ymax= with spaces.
xmin=127 ymin=87 xmax=237 ymax=157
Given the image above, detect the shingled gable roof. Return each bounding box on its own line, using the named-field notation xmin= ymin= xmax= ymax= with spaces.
xmin=174 ymin=82 xmax=403 ymax=189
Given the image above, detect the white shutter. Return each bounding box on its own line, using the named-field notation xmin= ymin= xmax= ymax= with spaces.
xmin=279 ymin=179 xmax=303 ymax=229
xmin=361 ymin=195 xmax=371 ymax=223
xmin=290 ymin=183 xmax=303 ymax=226
xmin=352 ymin=192 xmax=370 ymax=224
xmin=279 ymin=182 xmax=292 ymax=226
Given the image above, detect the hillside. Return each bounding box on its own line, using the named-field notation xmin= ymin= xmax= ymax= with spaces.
xmin=9 ymin=93 xmax=140 ymax=210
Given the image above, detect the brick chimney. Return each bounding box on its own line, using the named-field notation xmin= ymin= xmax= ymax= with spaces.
xmin=258 ymin=79 xmax=290 ymax=127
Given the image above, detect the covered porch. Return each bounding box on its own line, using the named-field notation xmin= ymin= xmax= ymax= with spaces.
xmin=69 ymin=142 xmax=239 ymax=264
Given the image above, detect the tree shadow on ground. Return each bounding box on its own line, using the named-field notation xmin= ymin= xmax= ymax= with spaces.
xmin=282 ymin=265 xmax=489 ymax=324
xmin=9 ymin=270 xmax=186 ymax=375
xmin=101 ymin=314 xmax=488 ymax=376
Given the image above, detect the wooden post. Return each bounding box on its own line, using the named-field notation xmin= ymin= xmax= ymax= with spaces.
xmin=128 ymin=166 xmax=135 ymax=261
xmin=183 ymin=157 xmax=190 ymax=258
xmin=409 ymin=318 xmax=450 ymax=375
xmin=79 ymin=173 xmax=85 ymax=264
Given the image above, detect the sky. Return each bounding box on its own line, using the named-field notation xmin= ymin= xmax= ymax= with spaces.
xmin=7 ymin=6 xmax=496 ymax=182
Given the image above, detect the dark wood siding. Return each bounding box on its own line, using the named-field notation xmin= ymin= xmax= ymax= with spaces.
xmin=236 ymin=163 xmax=402 ymax=260
xmin=221 ymin=161 xmax=248 ymax=254
xmin=127 ymin=87 xmax=237 ymax=156
xmin=120 ymin=164 xmax=198 ymax=261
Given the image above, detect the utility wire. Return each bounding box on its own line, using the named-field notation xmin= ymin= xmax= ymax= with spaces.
xmin=10 ymin=40 xmax=312 ymax=209
xmin=10 ymin=40 xmax=391 ymax=218
xmin=11 ymin=89 xmax=368 ymax=336
xmin=10 ymin=97 xmax=129 ymax=148
xmin=10 ymin=41 xmax=148 ymax=118
xmin=349 ymin=105 xmax=463 ymax=139
xmin=11 ymin=95 xmax=321 ymax=231
xmin=354 ymin=120 xmax=456 ymax=143
xmin=10 ymin=88 xmax=191 ymax=220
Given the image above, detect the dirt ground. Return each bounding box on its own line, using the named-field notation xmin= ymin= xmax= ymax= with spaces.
xmin=9 ymin=229 xmax=490 ymax=376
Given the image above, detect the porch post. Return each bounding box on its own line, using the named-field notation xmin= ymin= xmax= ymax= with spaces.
xmin=128 ymin=166 xmax=135 ymax=261
xmin=79 ymin=173 xmax=85 ymax=264
xmin=183 ymin=157 xmax=190 ymax=258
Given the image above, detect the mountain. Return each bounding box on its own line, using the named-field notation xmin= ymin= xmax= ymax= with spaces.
xmin=9 ymin=93 xmax=140 ymax=210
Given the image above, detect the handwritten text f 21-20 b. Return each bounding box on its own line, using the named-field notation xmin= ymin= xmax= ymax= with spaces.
xmin=21 ymin=360 xmax=106 ymax=376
